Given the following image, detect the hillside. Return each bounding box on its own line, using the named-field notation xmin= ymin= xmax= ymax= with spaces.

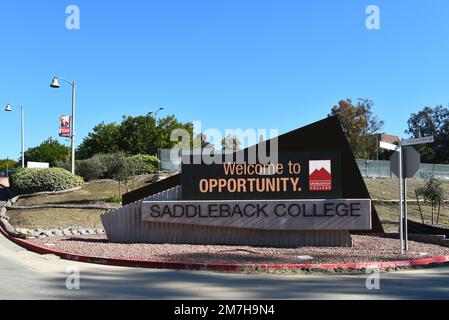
xmin=365 ymin=178 xmax=449 ymax=233
xmin=5 ymin=176 xmax=449 ymax=234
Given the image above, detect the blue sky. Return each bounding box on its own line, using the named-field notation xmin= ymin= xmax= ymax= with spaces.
xmin=1 ymin=0 xmax=448 ymax=160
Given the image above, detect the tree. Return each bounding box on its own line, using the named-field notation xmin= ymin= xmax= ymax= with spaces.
xmin=107 ymin=153 xmax=147 ymax=196
xmin=193 ymin=133 xmax=214 ymax=150
xmin=0 ymin=159 xmax=18 ymax=173
xmin=24 ymin=138 xmax=69 ymax=167
xmin=221 ymin=135 xmax=242 ymax=152
xmin=77 ymin=114 xmax=194 ymax=158
xmin=330 ymin=98 xmax=384 ymax=159
xmin=77 ymin=122 xmax=121 ymax=159
xmin=406 ymin=106 xmax=449 ymax=164
xmin=416 ymin=176 xmax=445 ymax=225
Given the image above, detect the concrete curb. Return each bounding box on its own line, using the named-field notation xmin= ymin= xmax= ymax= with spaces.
xmin=1 ymin=223 xmax=449 ymax=273
xmin=7 ymin=204 xmax=117 ymax=210
xmin=9 ymin=187 xmax=83 ymax=203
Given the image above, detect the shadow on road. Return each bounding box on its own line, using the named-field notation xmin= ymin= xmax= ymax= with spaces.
xmin=41 ymin=264 xmax=449 ymax=300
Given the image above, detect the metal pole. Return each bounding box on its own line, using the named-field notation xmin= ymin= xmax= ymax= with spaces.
xmin=71 ymin=82 xmax=76 ymax=175
xmin=376 ymin=134 xmax=379 ymax=162
xmin=21 ymin=106 xmax=25 ymax=168
xmin=376 ymin=135 xmax=380 ymax=177
xmin=404 ymin=178 xmax=409 ymax=251
xmin=399 ymin=146 xmax=404 ymax=254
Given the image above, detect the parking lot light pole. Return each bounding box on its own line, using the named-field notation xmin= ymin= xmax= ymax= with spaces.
xmin=4 ymin=104 xmax=25 ymax=168
xmin=50 ymin=76 xmax=76 ymax=175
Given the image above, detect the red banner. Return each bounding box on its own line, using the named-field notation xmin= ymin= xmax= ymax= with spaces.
xmin=59 ymin=116 xmax=71 ymax=138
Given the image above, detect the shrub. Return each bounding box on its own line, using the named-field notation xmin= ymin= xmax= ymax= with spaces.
xmin=54 ymin=160 xmax=71 ymax=172
xmin=416 ymin=175 xmax=445 ymax=225
xmin=10 ymin=168 xmax=84 ymax=195
xmin=127 ymin=155 xmax=160 ymax=174
xmin=57 ymin=153 xmax=161 ymax=182
xmin=416 ymin=175 xmax=444 ymax=206
xmin=106 ymin=195 xmax=122 ymax=204
xmin=76 ymin=157 xmax=106 ymax=181
xmin=90 ymin=153 xmax=125 ymax=179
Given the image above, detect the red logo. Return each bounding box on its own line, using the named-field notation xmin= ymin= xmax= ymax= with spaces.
xmin=309 ymin=160 xmax=332 ymax=191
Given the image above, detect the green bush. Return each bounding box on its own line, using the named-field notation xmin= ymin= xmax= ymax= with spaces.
xmin=106 ymin=195 xmax=122 ymax=204
xmin=76 ymin=157 xmax=106 ymax=181
xmin=127 ymin=155 xmax=160 ymax=174
xmin=10 ymin=168 xmax=84 ymax=195
xmin=56 ymin=153 xmax=161 ymax=182
xmin=54 ymin=160 xmax=71 ymax=172
xmin=91 ymin=153 xmax=126 ymax=180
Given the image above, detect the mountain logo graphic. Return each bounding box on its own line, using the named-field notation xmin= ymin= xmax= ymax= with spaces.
xmin=309 ymin=160 xmax=332 ymax=191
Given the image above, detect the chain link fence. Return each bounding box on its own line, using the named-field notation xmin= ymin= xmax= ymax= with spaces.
xmin=357 ymin=160 xmax=449 ymax=180
xmin=160 ymin=149 xmax=449 ymax=180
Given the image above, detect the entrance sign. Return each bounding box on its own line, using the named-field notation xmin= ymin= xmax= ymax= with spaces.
xmin=142 ymin=199 xmax=372 ymax=231
xmin=182 ymin=152 xmax=342 ymax=200
xmin=103 ymin=117 xmax=381 ymax=248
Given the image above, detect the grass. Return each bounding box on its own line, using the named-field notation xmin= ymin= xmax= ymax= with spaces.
xmin=8 ymin=208 xmax=105 ymax=230
xmin=14 ymin=178 xmax=149 ymax=206
xmin=365 ymin=178 xmax=449 ymax=200
xmin=376 ymin=203 xmax=449 ymax=233
xmin=7 ymin=176 xmax=449 ymax=233
xmin=365 ymin=178 xmax=449 ymax=233
xmin=9 ymin=176 xmax=152 ymax=230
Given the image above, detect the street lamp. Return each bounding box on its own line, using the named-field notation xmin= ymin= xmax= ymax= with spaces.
xmin=4 ymin=104 xmax=25 ymax=168
xmin=50 ymin=76 xmax=76 ymax=175
xmin=149 ymin=107 xmax=164 ymax=119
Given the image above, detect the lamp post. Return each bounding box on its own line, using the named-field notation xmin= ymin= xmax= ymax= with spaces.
xmin=50 ymin=76 xmax=76 ymax=175
xmin=4 ymin=104 xmax=25 ymax=168
xmin=149 ymin=107 xmax=164 ymax=120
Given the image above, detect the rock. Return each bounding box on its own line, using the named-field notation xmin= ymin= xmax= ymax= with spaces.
xmin=152 ymin=175 xmax=168 ymax=183
xmin=298 ymin=255 xmax=314 ymax=261
xmin=40 ymin=231 xmax=53 ymax=237
xmin=52 ymin=230 xmax=64 ymax=237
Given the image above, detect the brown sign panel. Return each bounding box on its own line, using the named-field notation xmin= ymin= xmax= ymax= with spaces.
xmin=181 ymin=152 xmax=342 ymax=201
xmin=142 ymin=199 xmax=372 ymax=231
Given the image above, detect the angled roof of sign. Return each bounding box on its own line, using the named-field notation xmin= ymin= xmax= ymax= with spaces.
xmin=123 ymin=116 xmax=384 ymax=233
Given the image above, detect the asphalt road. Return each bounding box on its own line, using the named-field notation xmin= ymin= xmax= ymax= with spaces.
xmin=1 ymin=231 xmax=449 ymax=300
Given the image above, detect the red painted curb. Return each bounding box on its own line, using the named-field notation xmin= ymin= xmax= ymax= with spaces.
xmin=2 ymin=225 xmax=449 ymax=272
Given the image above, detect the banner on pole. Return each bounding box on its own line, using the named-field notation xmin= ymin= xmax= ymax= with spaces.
xmin=59 ymin=116 xmax=71 ymax=138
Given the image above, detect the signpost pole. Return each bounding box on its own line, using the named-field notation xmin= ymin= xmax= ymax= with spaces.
xmin=382 ymin=137 xmax=434 ymax=254
xmin=404 ymin=177 xmax=408 ymax=251
xmin=399 ymin=146 xmax=404 ymax=255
